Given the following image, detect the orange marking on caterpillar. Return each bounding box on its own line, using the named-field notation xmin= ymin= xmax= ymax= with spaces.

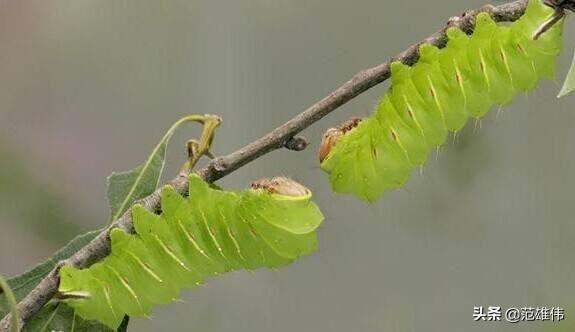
xmin=318 ymin=117 xmax=362 ymax=163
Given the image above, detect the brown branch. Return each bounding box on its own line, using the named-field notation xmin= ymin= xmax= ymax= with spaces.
xmin=0 ymin=0 xmax=529 ymax=330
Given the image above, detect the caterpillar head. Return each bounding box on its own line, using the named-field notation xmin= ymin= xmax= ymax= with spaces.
xmin=251 ymin=176 xmax=310 ymax=198
xmin=319 ymin=117 xmax=362 ymax=163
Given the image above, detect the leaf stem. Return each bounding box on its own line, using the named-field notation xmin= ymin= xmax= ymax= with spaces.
xmin=110 ymin=114 xmax=217 ymax=223
xmin=182 ymin=114 xmax=222 ymax=172
xmin=0 ymin=276 xmax=19 ymax=332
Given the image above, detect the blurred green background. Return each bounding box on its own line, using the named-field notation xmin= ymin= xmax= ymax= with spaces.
xmin=1 ymin=0 xmax=575 ymax=331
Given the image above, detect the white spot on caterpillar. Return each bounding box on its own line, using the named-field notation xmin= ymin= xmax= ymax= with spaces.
xmin=453 ymin=60 xmax=468 ymax=112
xmin=126 ymin=251 xmax=163 ymax=283
xmin=517 ymin=42 xmax=539 ymax=79
xmin=152 ymin=234 xmax=193 ymax=272
xmin=218 ymin=209 xmax=248 ymax=264
xmin=479 ymin=49 xmax=491 ymax=93
xmin=176 ymin=217 xmax=214 ymax=263
xmin=198 ymin=209 xmax=231 ymax=264
xmin=389 ymin=127 xmax=411 ymax=164
xmin=105 ymin=266 xmax=144 ymax=312
xmin=94 ymin=278 xmax=117 ymax=319
xmin=227 ymin=227 xmax=247 ymax=262
xmin=498 ymin=42 xmax=515 ymax=90
xmin=218 ymin=210 xmax=247 ymax=263
xmin=403 ymin=94 xmax=427 ymax=144
xmin=427 ymin=75 xmax=447 ymax=125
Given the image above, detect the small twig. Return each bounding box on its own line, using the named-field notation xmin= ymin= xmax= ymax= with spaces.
xmin=0 ymin=1 xmax=530 ymax=330
xmin=534 ymin=0 xmax=575 ymax=39
xmin=195 ymin=0 xmax=528 ymax=182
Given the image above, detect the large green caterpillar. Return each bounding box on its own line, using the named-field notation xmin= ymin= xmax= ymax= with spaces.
xmin=58 ymin=175 xmax=323 ymax=329
xmin=320 ymin=0 xmax=564 ymax=202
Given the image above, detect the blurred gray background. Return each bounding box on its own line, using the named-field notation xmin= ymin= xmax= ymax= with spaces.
xmin=1 ymin=0 xmax=575 ymax=331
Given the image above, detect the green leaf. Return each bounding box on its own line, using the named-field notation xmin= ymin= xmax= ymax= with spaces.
xmin=106 ymin=115 xmax=207 ymax=223
xmin=558 ymin=49 xmax=575 ymax=98
xmin=0 ymin=230 xmax=118 ymax=331
xmin=1 ymin=115 xmax=212 ymax=330
xmin=1 ymin=115 xmax=215 ymax=330
xmin=0 ymin=115 xmax=215 ymax=330
xmin=0 ymin=231 xmax=99 ymax=316
xmin=23 ymin=303 xmax=129 ymax=332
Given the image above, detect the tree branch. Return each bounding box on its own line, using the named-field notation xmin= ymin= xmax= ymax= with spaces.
xmin=0 ymin=0 xmax=529 ymax=330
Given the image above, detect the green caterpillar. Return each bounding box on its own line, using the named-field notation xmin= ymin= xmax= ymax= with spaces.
xmin=320 ymin=0 xmax=564 ymax=202
xmin=58 ymin=175 xmax=323 ymax=329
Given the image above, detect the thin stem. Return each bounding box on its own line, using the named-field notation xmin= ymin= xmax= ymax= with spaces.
xmin=110 ymin=113 xmax=217 ymax=223
xmin=0 ymin=276 xmax=19 ymax=332
xmin=182 ymin=114 xmax=222 ymax=172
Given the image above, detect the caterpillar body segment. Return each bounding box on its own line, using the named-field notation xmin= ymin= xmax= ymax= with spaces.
xmin=59 ymin=175 xmax=323 ymax=329
xmin=320 ymin=0 xmax=563 ymax=202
